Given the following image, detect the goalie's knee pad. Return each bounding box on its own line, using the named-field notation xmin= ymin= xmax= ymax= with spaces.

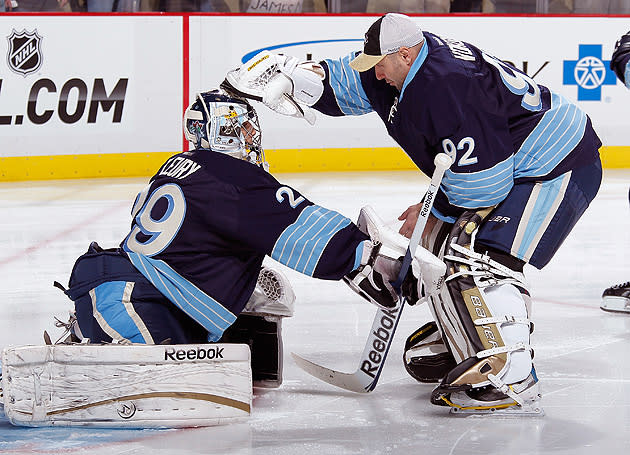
xmin=403 ymin=321 xmax=456 ymax=383
xmin=244 ymin=266 xmax=295 ymax=317
xmin=427 ymin=210 xmax=540 ymax=413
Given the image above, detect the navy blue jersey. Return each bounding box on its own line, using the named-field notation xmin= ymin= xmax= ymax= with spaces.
xmin=313 ymin=32 xmax=602 ymax=222
xmin=121 ymin=150 xmax=368 ymax=340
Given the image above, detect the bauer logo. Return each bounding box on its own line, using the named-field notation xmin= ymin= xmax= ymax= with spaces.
xmin=164 ymin=346 xmax=224 ymax=361
xmin=563 ymin=44 xmax=616 ymax=101
xmin=6 ymin=29 xmax=43 ymax=77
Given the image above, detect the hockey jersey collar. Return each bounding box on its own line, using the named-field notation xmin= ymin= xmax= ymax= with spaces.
xmin=400 ymin=36 xmax=428 ymax=102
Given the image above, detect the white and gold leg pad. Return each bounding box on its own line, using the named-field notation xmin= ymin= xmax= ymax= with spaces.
xmin=426 ymin=210 xmax=541 ymax=414
xmin=1 ymin=343 xmax=251 ymax=428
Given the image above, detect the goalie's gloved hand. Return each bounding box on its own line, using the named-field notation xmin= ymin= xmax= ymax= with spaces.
xmin=401 ymin=263 xmax=420 ymax=305
xmin=346 ymin=206 xmax=446 ymax=309
xmin=265 ymin=54 xmax=325 ymax=107
xmin=344 ymin=242 xmax=400 ymax=310
xmin=611 ymin=30 xmax=630 ymax=83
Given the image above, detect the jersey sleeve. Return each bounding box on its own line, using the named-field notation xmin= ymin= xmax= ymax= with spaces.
xmin=231 ymin=179 xmax=369 ymax=280
xmin=312 ymin=52 xmax=374 ymax=117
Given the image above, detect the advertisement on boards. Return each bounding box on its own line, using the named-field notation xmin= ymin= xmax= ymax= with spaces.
xmin=0 ymin=16 xmax=182 ymax=158
xmin=190 ymin=15 xmax=630 ymax=150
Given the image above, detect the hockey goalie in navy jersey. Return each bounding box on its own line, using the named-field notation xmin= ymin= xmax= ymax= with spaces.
xmin=55 ymin=89 xmax=440 ymax=392
xmin=222 ymin=13 xmax=603 ymax=414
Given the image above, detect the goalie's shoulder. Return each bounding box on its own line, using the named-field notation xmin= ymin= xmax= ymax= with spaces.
xmin=181 ymin=150 xmax=280 ymax=189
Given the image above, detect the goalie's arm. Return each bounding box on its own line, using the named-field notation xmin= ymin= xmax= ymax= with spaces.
xmin=225 ymin=178 xmax=367 ymax=280
xmin=311 ymin=53 xmax=374 ymax=117
xmin=222 ymin=50 xmax=373 ymax=119
xmin=229 ymin=179 xmax=412 ymax=310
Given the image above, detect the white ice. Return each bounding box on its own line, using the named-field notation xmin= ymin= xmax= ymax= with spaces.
xmin=1 ymin=170 xmax=629 ymax=454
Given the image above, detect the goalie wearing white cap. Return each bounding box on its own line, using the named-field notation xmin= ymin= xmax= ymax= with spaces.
xmin=1 ymin=89 xmax=442 ymax=428
xmin=222 ymin=12 xmax=603 ymax=414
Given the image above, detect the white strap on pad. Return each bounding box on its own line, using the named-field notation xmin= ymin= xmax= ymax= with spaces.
xmin=1 ymin=343 xmax=252 ymax=428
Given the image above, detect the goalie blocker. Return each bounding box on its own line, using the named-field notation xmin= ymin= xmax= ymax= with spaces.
xmin=1 ymin=343 xmax=251 ymax=428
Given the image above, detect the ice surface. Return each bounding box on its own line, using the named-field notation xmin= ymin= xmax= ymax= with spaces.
xmin=1 ymin=171 xmax=629 ymax=454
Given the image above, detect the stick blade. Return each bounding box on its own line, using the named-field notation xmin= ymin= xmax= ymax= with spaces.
xmin=291 ymin=353 xmax=373 ymax=393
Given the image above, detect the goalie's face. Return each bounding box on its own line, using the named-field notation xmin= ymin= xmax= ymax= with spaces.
xmin=184 ymin=91 xmax=267 ymax=169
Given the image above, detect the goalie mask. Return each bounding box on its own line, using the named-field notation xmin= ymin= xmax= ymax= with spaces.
xmin=183 ymin=90 xmax=267 ymax=169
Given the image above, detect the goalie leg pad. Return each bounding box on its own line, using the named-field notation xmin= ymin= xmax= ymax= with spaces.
xmin=427 ymin=210 xmax=540 ymax=413
xmin=220 ymin=314 xmax=284 ymax=389
xmin=1 ymin=344 xmax=252 ymax=428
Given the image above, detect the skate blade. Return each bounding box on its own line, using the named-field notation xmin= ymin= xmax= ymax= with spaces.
xmin=601 ymin=297 xmax=630 ymax=314
xmin=449 ymin=403 xmax=544 ymax=416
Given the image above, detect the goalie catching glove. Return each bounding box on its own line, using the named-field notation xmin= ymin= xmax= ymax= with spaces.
xmin=344 ymin=206 xmax=446 ymax=310
xmin=221 ymin=51 xmax=324 ymax=124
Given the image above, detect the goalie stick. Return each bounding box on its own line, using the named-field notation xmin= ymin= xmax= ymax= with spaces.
xmin=292 ymin=153 xmax=453 ymax=393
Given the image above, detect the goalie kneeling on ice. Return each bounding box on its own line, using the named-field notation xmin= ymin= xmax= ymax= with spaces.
xmin=1 ymin=343 xmax=252 ymax=428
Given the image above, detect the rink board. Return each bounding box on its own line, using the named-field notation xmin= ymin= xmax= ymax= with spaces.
xmin=1 ymin=13 xmax=630 ymax=180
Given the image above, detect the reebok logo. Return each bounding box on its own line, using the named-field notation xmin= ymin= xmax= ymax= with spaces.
xmin=164 ymin=346 xmax=224 ymax=361
xmin=360 ymin=306 xmax=399 ymax=378
xmin=420 ymin=189 xmax=435 ymax=217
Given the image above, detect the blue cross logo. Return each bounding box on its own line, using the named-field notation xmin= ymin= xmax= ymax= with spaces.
xmin=563 ymin=44 xmax=617 ymax=101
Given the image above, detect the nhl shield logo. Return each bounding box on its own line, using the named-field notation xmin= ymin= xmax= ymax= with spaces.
xmin=7 ymin=29 xmax=43 ymax=76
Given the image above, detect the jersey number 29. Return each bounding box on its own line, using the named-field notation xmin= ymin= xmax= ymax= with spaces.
xmin=123 ymin=183 xmax=186 ymax=256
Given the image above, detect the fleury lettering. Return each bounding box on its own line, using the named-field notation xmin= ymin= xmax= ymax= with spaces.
xmin=159 ymin=157 xmax=201 ymax=179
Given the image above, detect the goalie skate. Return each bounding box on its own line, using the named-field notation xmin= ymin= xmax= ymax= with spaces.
xmin=436 ymin=369 xmax=544 ymax=416
xmin=601 ymin=282 xmax=630 ymax=313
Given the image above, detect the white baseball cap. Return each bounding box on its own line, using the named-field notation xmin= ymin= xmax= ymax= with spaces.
xmin=350 ymin=13 xmax=424 ymax=72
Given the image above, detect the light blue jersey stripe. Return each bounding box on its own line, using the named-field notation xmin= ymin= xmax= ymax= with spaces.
xmin=272 ymin=205 xmax=351 ymax=276
xmin=514 ymin=92 xmax=587 ymax=178
xmin=352 ymin=241 xmax=368 ymax=271
xmin=126 ymin=252 xmax=236 ymax=341
xmin=324 ymin=52 xmax=373 ymax=115
xmin=442 ymin=156 xmax=514 ymax=208
xmin=400 ymin=40 xmax=428 ymax=101
xmin=514 ymin=173 xmax=568 ymax=260
xmin=625 ymin=60 xmax=630 ymax=89
xmin=92 ymin=282 xmax=147 ymax=344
